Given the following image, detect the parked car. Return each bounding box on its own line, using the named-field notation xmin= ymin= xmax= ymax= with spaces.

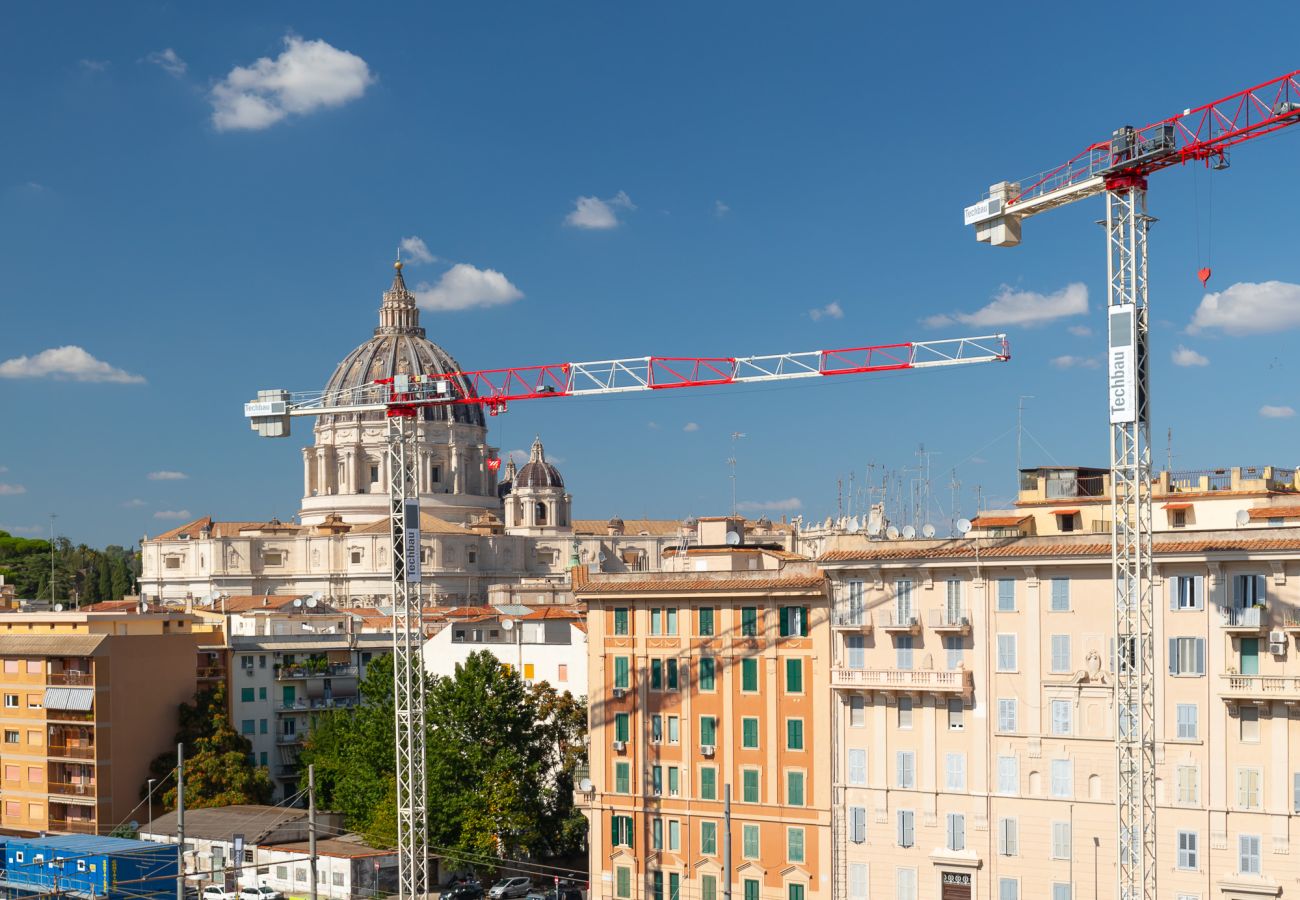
xmin=524 ymin=888 xmax=583 ymax=900
xmin=239 ymin=887 xmax=282 ymax=900
xmin=443 ymin=884 xmax=486 ymax=900
xmin=488 ymin=877 xmax=532 ymax=899
xmin=202 ymin=887 xmax=239 ymax=900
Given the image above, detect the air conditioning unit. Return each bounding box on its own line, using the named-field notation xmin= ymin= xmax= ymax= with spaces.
xmin=1270 ymin=640 xmax=1287 ymax=655
xmin=612 ymin=687 xmax=626 ymax=699
xmin=612 ymin=740 xmax=626 ymax=752
xmin=1269 ymin=630 xmax=1286 ymax=645
xmin=909 ymin=616 xmax=919 ymax=626
xmin=701 ymin=745 xmax=716 ymax=758
xmin=959 ymin=616 xmax=970 ymax=626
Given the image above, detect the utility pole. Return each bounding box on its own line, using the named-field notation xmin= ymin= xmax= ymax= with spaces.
xmin=309 ymin=765 xmax=318 ymax=900
xmin=48 ymin=514 xmax=57 ymax=604
xmin=722 ymin=784 xmax=732 ymax=900
xmin=176 ymin=743 xmax=185 ymax=900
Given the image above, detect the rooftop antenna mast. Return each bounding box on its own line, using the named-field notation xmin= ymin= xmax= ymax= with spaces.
xmin=727 ymin=432 xmax=746 ymax=517
xmin=1016 ymin=395 xmax=1034 ymax=474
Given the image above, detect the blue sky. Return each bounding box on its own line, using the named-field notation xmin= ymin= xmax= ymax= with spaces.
xmin=2 ymin=2 xmax=1299 ymax=547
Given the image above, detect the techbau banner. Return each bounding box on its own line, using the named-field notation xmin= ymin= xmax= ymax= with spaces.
xmin=1108 ymin=304 xmax=1137 ymax=424
xmin=403 ymin=498 xmax=421 ymax=583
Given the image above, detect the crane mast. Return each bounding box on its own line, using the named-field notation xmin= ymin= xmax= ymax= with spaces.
xmin=244 ymin=330 xmax=1008 ymax=899
xmin=967 ymin=68 xmax=1300 ymax=900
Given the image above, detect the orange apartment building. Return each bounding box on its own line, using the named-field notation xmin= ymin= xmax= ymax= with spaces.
xmin=577 ymin=517 xmax=830 ymax=900
xmin=0 ymin=608 xmax=209 ymax=834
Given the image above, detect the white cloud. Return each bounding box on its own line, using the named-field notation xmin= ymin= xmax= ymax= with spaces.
xmin=565 ymin=191 xmax=635 ymax=230
xmin=1188 ymin=281 xmax=1300 ymax=335
xmin=144 ymin=48 xmax=187 ymax=76
xmin=737 ymin=497 xmax=802 ymax=512
xmin=714 ymin=200 xmax=730 ymax=218
xmin=399 ymin=236 xmax=436 ymax=265
xmin=147 ymin=471 xmax=189 ymax=481
xmin=646 ymin=421 xmax=661 ymax=430
xmin=79 ymin=59 xmax=110 ymax=73
xmin=924 ymin=283 xmax=1088 ymax=329
xmin=210 ymin=35 xmax=374 ymax=132
xmin=1172 ymin=345 xmax=1209 ymax=367
xmin=1051 ymin=355 xmax=1099 ymax=370
xmin=506 ymin=449 xmax=529 ymax=466
xmin=122 ymin=499 xmax=147 ymax=508
xmin=0 ymin=346 xmax=145 ymax=383
xmin=809 ymin=301 xmax=844 ymax=322
xmin=0 ymin=484 xmax=26 ymax=496
xmin=683 ymin=422 xmax=700 ymax=432
xmin=413 ymin=263 xmax=523 ymax=312
xmin=154 ymin=509 xmax=192 ymax=521
xmin=1068 ymin=325 xmax=1093 ymax=337
xmin=1260 ymin=405 xmax=1295 ymax=419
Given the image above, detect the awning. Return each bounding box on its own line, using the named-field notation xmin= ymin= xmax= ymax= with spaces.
xmin=44 ymin=688 xmax=94 ymax=711
xmin=1051 ymin=509 xmax=1080 ymax=516
xmin=1163 ymin=503 xmax=1193 ymax=511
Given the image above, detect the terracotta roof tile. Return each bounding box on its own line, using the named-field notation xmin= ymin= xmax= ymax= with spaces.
xmin=577 ymin=574 xmax=826 ymax=595
xmin=970 ymin=515 xmax=1030 ymax=527
xmin=218 ymin=595 xmax=305 ymax=613
xmin=1248 ymin=506 xmax=1300 ymax=520
xmin=818 ymin=534 xmax=1300 ymax=563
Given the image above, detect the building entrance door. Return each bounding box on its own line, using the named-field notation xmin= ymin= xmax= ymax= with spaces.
xmin=941 ymin=872 xmax=971 ymax=900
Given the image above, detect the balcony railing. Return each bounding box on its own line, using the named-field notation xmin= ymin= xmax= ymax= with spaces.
xmin=48 ymin=782 xmax=96 ymax=797
xmin=276 ymin=664 xmax=358 ymax=680
xmin=832 ymin=609 xmax=871 ymax=630
xmin=878 ymin=610 xmax=921 ymax=632
xmin=45 ymin=709 xmax=94 ymax=722
xmin=275 ymin=733 xmax=303 ymax=746
xmin=930 ymin=608 xmax=971 ymax=631
xmin=47 ymin=744 xmax=95 ymax=760
xmin=47 ymin=672 xmax=92 ymax=686
xmin=197 ymin=666 xmax=227 ymax=679
xmin=1221 ymin=607 xmax=1263 ymax=630
xmin=277 ymin=697 xmax=358 ymax=712
xmin=832 ymin=667 xmax=972 ymax=694
xmin=1220 ymin=673 xmax=1300 ymax=701
xmin=48 ymin=818 xmax=97 ymax=835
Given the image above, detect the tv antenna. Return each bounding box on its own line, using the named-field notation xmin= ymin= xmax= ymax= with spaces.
xmin=727 ymin=431 xmax=747 ymax=517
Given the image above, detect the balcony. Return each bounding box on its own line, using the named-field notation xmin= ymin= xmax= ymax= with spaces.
xmin=48 ymin=817 xmax=97 ymax=835
xmin=878 ymin=610 xmax=922 ymax=635
xmin=1220 ymin=606 xmax=1265 ymax=633
xmin=275 ymin=733 xmax=303 ymax=746
xmin=277 ymin=696 xmax=358 ymax=713
xmin=832 ymin=667 xmax=972 ymax=696
xmin=197 ymin=666 xmax=227 ymax=681
xmin=276 ymin=663 xmax=358 ymax=681
xmin=1219 ymin=673 xmax=1300 ymax=702
xmin=45 ymin=709 xmax=94 ymax=723
xmin=832 ymin=611 xmax=872 ymax=632
xmin=48 ymin=782 xmax=96 ymax=797
xmin=930 ymin=608 xmax=971 ymax=634
xmin=47 ymin=672 xmax=93 ymax=687
xmin=47 ymin=744 xmax=95 ymax=761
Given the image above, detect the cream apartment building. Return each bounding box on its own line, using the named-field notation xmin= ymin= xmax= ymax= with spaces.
xmin=817 ymin=464 xmax=1300 ymax=900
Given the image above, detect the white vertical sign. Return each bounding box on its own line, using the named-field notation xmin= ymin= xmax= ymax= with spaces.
xmin=1108 ymin=304 xmax=1137 ymax=424
xmin=403 ymin=499 xmax=421 ymax=583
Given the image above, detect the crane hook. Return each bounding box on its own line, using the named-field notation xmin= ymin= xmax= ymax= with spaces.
xmin=1197 ymin=267 xmax=1212 ymax=288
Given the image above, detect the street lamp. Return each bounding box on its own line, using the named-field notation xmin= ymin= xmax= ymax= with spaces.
xmin=147 ymin=778 xmax=156 ymax=836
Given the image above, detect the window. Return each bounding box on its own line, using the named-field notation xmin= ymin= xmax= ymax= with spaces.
xmin=1051 ymin=822 xmax=1071 ymax=859
xmin=788 ymin=886 xmax=804 ymax=900
xmin=998 ymin=817 xmax=1018 ymax=855
xmin=946 ymin=813 xmax=966 ymax=852
xmin=896 ymin=810 xmax=915 ymax=847
xmin=787 ymin=826 xmax=805 ymax=862
xmin=1240 ymin=706 xmax=1260 ymax=742
xmin=896 ymin=869 xmax=917 ymax=900
xmin=700 ymin=715 xmax=717 ymax=747
xmin=846 ymin=579 xmax=867 ymax=625
xmin=896 ymin=636 xmax=914 ymax=670
xmin=997 ymin=634 xmax=1017 ymax=671
xmin=652 ymin=820 xmax=664 ymax=851
xmin=1294 ymin=772 xmax=1300 ymax=814
xmin=667 ymin=659 xmax=681 ymax=690
xmin=668 ymin=716 xmax=679 ymax=743
xmin=743 ymin=824 xmax=760 ymax=859
xmin=241 ymin=719 xmax=255 ymax=735
xmin=1050 ymin=577 xmax=1070 ymax=611
xmin=611 ymin=814 xmax=634 ymax=847
xmin=848 ymin=866 xmax=868 ymax=900
xmin=3 ymin=731 xmax=17 ymax=744
xmin=947 ymin=698 xmax=964 ymax=730
xmin=779 ymin=606 xmax=809 ymax=637
xmin=241 ymin=687 xmax=254 ymax=703
xmin=1050 ymin=699 xmax=1073 ymax=735
xmin=668 ymin=819 xmax=681 ymax=851
xmin=742 ymin=717 xmax=759 ymax=748
xmin=699 ymin=607 xmax=715 ymax=636
xmin=848 ymin=748 xmax=866 ymax=785
xmin=898 ymin=696 xmax=913 ymax=729
xmin=651 ymin=659 xmax=664 ymax=690
xmin=650 ymin=608 xmax=662 ymax=635
xmin=1051 ymin=886 xmax=1071 ymax=900
xmin=1050 ymin=634 xmax=1071 ymax=673
xmin=999 ymin=879 xmax=1019 ymax=900
xmin=3 ymin=695 xmax=17 ymax=708
xmin=849 ymin=806 xmax=867 ymax=843
xmin=614 ymin=762 xmax=630 ymax=794
xmin=998 ymin=698 xmax=1018 ymax=732
xmin=700 ymin=766 xmax=717 ymax=800
xmin=614 ymin=713 xmax=630 ymax=742
xmin=701 ymin=877 xmax=717 ymax=900
xmin=944 ymin=578 xmax=963 ymax=621
xmin=665 ymin=608 xmax=678 ymax=635
xmin=1176 ymin=765 xmax=1200 ymax=805
xmin=700 ymin=820 xmax=717 ymax=854
xmin=1176 ymin=704 xmax=1198 ymax=740
xmin=787 ymin=771 xmax=805 ymax=806
xmin=668 ymin=766 xmax=680 ymax=796
xmin=258 ymin=687 xmax=267 ymax=700
xmin=785 ymin=658 xmax=803 ymax=693
xmin=1172 ymin=575 xmax=1204 ymax=610
xmin=1237 ymin=767 xmax=1261 ymax=809
xmin=1239 ymin=834 xmax=1261 ymax=875
xmin=699 ymin=657 xmax=716 ymax=691
xmin=945 ymin=753 xmax=966 ymax=790
xmin=894 ymin=579 xmax=915 ymax=620
xmin=1234 ymin=573 xmax=1266 ymax=608
xmin=997 ymin=755 xmax=1019 ymax=794
xmin=787 ymin=718 xmax=804 ymax=750
xmin=741 ymin=607 xmax=758 ymax=637
xmin=741 ymin=658 xmax=759 ymax=692
xmin=1050 ymin=758 xmax=1073 ymax=798
xmin=557 ymin=664 xmax=568 ymax=682
xmin=613 ymin=656 xmax=630 ymax=689
xmin=613 ymin=608 xmax=630 ymax=635
xmin=849 ymin=695 xmax=866 ymax=727
xmin=896 ymin=751 xmax=915 ymax=789
xmin=1177 ymin=830 xmax=1198 ymax=870
xmin=1169 ymin=637 xmax=1206 ymax=675
xmin=846 ymin=635 xmax=865 ymax=669
xmin=944 ymin=636 xmax=963 ymax=670
xmin=997 ymin=578 xmax=1016 ymax=611
xmin=742 ymin=768 xmax=760 ymax=803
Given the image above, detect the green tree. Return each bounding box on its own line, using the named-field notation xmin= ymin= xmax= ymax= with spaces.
xmin=528 ymin=682 xmax=589 ymax=857
xmin=146 ymin=682 xmax=273 ymax=809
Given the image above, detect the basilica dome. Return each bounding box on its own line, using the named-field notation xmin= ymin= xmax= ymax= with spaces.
xmin=515 ymin=436 xmax=564 ymax=489
xmin=322 ymin=262 xmax=486 ymax=427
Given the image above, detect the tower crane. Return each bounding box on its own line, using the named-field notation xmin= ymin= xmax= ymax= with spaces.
xmin=965 ymin=69 xmax=1300 ymax=900
xmin=244 ymin=330 xmax=1009 ymax=899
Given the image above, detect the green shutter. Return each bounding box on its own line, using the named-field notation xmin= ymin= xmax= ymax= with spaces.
xmin=786 ymin=658 xmax=803 ymax=693
xmin=742 ymin=607 xmax=757 ymax=636
xmin=701 ymin=716 xmax=716 ymax=746
xmin=787 ymin=718 xmax=803 ymax=749
xmin=743 ymin=769 xmax=759 ymax=802
xmin=742 ymin=658 xmax=758 ymax=692
xmin=788 ymin=827 xmax=805 ymax=862
xmin=614 ymin=608 xmax=629 ymax=635
xmin=699 ymin=657 xmax=715 ymax=690
xmin=614 ymin=656 xmax=629 ymax=689
xmin=700 ymin=607 xmax=714 ymax=636
xmin=779 ymin=606 xmax=791 ymax=637
xmin=651 ymin=659 xmax=663 ymax=689
xmin=701 ymin=875 xmax=716 ymax=900
xmin=615 ymin=713 xmax=629 ymax=742
xmin=700 ymin=766 xmax=716 ymax=800
xmin=743 ymin=717 xmax=759 ymax=748
xmin=615 ymin=762 xmax=630 ymax=794
xmin=617 ymin=869 xmax=630 ymax=899
xmin=788 ymin=771 xmax=804 ymax=806
xmin=744 ymin=827 xmax=760 ymax=859
xmin=702 ymin=822 xmax=717 ymax=854
xmin=667 ymin=659 xmax=679 ymax=690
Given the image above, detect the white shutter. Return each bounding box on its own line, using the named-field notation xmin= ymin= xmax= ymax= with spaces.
xmin=1169 ymin=576 xmax=1178 ymax=610
xmin=1194 ymin=575 xmax=1205 ymax=610
xmin=1256 ymin=574 xmax=1268 ymax=607
xmin=1168 ymin=638 xmax=1179 ymax=675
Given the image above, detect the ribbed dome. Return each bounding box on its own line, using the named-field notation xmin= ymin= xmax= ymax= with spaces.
xmin=515 ymin=436 xmax=564 ymax=489
xmin=322 ymin=263 xmax=485 ymax=427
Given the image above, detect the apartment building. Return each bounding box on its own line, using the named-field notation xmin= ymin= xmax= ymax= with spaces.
xmin=0 ymin=608 xmax=206 ymax=835
xmin=421 ymin=604 xmax=587 ymax=690
xmin=577 ymin=517 xmax=829 ymax=900
xmin=817 ymin=464 xmax=1300 ymax=900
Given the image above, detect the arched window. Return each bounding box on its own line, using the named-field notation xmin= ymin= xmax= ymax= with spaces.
xmin=535 ymin=502 xmax=548 ymax=526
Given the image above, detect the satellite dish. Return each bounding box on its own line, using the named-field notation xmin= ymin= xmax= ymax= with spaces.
xmin=53 ymin=604 xmax=64 ymax=612
xmin=922 ymin=523 xmax=937 ymax=539
xmin=1236 ymin=509 xmax=1250 ymax=527
xmin=579 ymin=777 xmax=594 ymax=792
xmin=310 ymin=592 xmax=323 ymax=602
xmin=306 ymin=598 xmax=318 ymax=608
xmin=293 ymin=598 xmax=303 ymax=608
xmin=902 ymin=525 xmax=917 ymax=540
xmin=956 ymin=518 xmax=973 ymax=535
xmin=501 ymin=618 xmax=515 ymax=631
xmin=847 ymin=517 xmax=860 ymax=534
xmin=867 ymin=519 xmax=883 ymax=537
xmin=725 ymin=531 xmax=741 ymax=546
xmin=886 ymin=525 xmax=901 ymax=540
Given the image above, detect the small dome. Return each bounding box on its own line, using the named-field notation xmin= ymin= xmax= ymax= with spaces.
xmin=608 ymin=516 xmax=625 ymax=527
xmin=515 ymin=436 xmax=564 ymax=489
